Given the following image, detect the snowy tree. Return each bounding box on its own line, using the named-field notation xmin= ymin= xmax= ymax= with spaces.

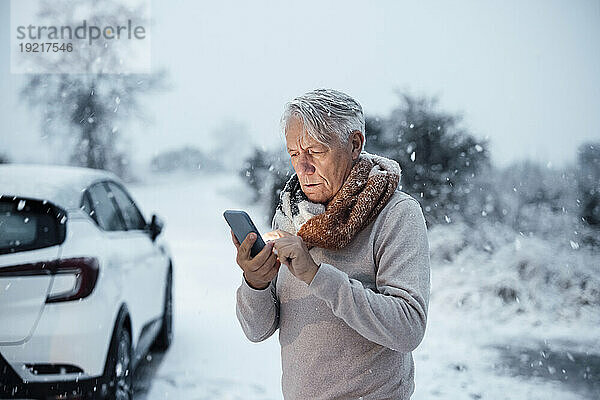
xmin=577 ymin=142 xmax=600 ymax=227
xmin=365 ymin=92 xmax=490 ymax=225
xmin=241 ymin=147 xmax=293 ymax=223
xmin=19 ymin=0 xmax=167 ymax=178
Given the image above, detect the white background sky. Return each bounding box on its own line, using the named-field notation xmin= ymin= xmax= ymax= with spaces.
xmin=1 ymin=0 xmax=599 ymax=169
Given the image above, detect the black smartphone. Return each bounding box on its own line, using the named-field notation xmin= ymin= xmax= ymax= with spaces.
xmin=223 ymin=210 xmax=266 ymax=257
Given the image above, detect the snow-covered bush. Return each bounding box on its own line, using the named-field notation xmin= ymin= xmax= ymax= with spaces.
xmin=428 ymin=221 xmax=469 ymax=263
xmin=429 ymin=222 xmax=600 ymax=326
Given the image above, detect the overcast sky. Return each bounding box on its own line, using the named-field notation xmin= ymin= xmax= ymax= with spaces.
xmin=1 ymin=0 xmax=599 ymax=169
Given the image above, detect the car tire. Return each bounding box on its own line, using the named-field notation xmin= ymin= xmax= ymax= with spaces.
xmin=152 ymin=267 xmax=173 ymax=351
xmin=101 ymin=311 xmax=133 ymax=400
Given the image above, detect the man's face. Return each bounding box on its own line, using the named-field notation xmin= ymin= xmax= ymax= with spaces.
xmin=285 ymin=116 xmax=354 ymax=204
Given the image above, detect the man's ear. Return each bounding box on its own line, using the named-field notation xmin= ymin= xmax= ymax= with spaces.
xmin=350 ymin=131 xmax=364 ymax=160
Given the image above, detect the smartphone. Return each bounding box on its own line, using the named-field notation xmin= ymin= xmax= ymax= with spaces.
xmin=223 ymin=210 xmax=266 ymax=257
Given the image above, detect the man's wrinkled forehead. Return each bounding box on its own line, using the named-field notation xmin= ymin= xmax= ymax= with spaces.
xmin=285 ymin=117 xmax=326 ymax=150
xmin=287 ymin=134 xmax=325 ymax=152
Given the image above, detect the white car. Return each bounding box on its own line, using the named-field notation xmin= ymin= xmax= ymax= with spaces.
xmin=0 ymin=164 xmax=173 ymax=400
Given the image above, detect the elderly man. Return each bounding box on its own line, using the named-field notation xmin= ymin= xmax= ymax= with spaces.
xmin=231 ymin=89 xmax=430 ymax=399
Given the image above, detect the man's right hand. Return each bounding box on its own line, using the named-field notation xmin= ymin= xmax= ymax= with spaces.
xmin=231 ymin=230 xmax=280 ymax=290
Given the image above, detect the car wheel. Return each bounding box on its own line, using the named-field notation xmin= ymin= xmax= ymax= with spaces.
xmin=102 ymin=315 xmax=133 ymax=400
xmin=152 ymin=267 xmax=173 ymax=351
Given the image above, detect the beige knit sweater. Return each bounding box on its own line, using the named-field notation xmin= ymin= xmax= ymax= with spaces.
xmin=236 ymin=190 xmax=431 ymax=399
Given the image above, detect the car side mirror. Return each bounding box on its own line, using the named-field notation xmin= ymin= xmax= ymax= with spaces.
xmin=148 ymin=214 xmax=164 ymax=241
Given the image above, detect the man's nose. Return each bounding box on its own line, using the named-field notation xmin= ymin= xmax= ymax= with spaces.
xmin=296 ymin=154 xmax=316 ymax=176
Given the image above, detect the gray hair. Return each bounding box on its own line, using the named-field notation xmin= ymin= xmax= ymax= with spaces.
xmin=281 ymin=89 xmax=366 ymax=150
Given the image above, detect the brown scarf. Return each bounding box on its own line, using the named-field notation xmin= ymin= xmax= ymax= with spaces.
xmin=272 ymin=151 xmax=401 ymax=249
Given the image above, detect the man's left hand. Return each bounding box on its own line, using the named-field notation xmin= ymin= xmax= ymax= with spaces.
xmin=266 ymin=229 xmax=319 ymax=285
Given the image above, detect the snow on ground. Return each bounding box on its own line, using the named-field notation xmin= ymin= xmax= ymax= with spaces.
xmin=128 ymin=171 xmax=599 ymax=400
xmin=130 ymin=172 xmax=282 ymax=399
xmin=413 ymin=220 xmax=599 ymax=399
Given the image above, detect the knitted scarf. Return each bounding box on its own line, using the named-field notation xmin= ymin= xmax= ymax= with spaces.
xmin=272 ymin=151 xmax=401 ymax=250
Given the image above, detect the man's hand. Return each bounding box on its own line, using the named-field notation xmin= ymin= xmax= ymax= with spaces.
xmin=267 ymin=229 xmax=320 ymax=285
xmin=231 ymin=230 xmax=280 ymax=290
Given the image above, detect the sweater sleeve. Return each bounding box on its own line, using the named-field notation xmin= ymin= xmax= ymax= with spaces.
xmin=235 ymin=217 xmax=281 ymax=343
xmin=307 ymin=198 xmax=431 ymax=352
xmin=235 ymin=274 xmax=280 ymax=342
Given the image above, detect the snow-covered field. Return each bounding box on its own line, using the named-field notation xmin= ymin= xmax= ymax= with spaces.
xmin=128 ymin=172 xmax=599 ymax=400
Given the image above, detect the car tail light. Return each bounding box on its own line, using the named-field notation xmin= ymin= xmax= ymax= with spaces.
xmin=0 ymin=257 xmax=99 ymax=302
xmin=45 ymin=258 xmax=99 ymax=303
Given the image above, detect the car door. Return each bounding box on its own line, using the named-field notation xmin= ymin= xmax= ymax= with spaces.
xmin=86 ymin=182 xmax=150 ymax=339
xmin=105 ymin=182 xmax=165 ymax=323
